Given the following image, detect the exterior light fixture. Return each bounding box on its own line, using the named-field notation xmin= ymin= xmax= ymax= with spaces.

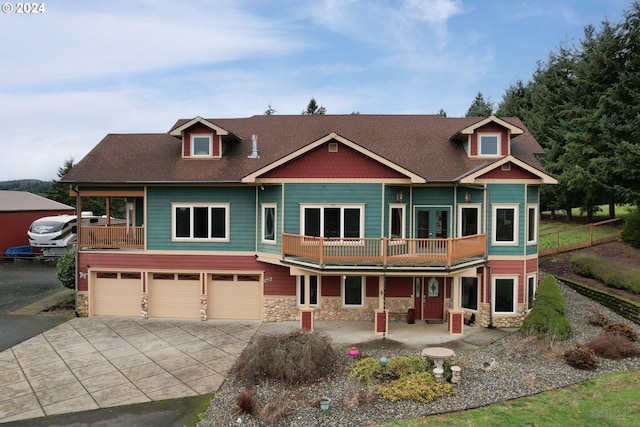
xmin=465 ymin=191 xmax=471 ymax=203
xmin=396 ymin=192 xmax=403 ymax=202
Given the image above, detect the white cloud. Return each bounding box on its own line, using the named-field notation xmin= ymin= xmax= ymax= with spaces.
xmin=0 ymin=0 xmax=303 ymax=88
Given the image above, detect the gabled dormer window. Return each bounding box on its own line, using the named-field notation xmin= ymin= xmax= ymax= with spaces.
xmin=478 ymin=133 xmax=501 ymax=156
xmin=192 ymin=135 xmax=212 ymax=156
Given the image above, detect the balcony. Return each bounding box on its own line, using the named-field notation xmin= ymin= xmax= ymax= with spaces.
xmin=281 ymin=233 xmax=487 ymax=270
xmin=80 ymin=225 xmax=144 ymax=249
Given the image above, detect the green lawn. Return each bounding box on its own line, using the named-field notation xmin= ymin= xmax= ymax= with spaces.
xmin=376 ymin=370 xmax=640 ymax=427
xmin=538 ymin=204 xmax=629 ymax=250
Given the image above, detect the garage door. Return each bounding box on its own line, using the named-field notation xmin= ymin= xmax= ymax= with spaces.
xmin=208 ymin=274 xmax=262 ymax=320
xmin=148 ymin=273 xmax=201 ymax=318
xmin=93 ymin=271 xmax=141 ymax=316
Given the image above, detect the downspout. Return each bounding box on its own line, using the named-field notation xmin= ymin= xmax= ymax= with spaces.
xmin=485 ymin=183 xmax=494 ymax=328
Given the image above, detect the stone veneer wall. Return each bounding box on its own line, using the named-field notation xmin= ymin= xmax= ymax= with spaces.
xmin=264 ymin=297 xmax=298 ymax=322
xmin=474 ymin=302 xmax=528 ymax=328
xmin=262 ymin=296 xmax=415 ymax=322
xmin=76 ymin=291 xmax=89 ymax=317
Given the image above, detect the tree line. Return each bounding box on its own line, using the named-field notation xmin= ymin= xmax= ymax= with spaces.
xmin=495 ymin=1 xmax=640 ymax=220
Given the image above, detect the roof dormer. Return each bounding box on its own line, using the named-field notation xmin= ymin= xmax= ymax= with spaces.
xmin=169 ymin=116 xmax=235 ymax=159
xmin=451 ymin=116 xmax=524 ymax=159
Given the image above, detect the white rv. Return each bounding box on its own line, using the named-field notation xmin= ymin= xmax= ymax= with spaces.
xmin=27 ymin=212 xmax=102 ymax=257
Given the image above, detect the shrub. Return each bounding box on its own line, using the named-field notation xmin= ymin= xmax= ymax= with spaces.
xmin=256 ymin=396 xmax=295 ymax=427
xmin=603 ymin=321 xmax=638 ymax=342
xmin=570 ymin=253 xmax=640 ymax=294
xmin=520 ymin=275 xmax=572 ymax=340
xmin=349 ymin=355 xmax=426 ymax=384
xmin=587 ymin=310 xmax=611 ymax=327
xmin=564 ymin=344 xmax=600 ymax=370
xmin=233 ymin=330 xmax=337 ymax=385
xmin=586 ymin=334 xmax=640 ymax=359
xmin=377 ymin=371 xmax=456 ymax=403
xmin=341 ymin=386 xmax=377 ymax=409
xmin=234 ymin=387 xmax=256 ymax=414
xmin=621 ymin=209 xmax=640 ymax=248
xmin=55 ymin=250 xmax=76 ymax=289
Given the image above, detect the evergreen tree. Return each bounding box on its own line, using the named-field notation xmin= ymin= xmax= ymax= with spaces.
xmin=47 ymin=158 xmax=76 ymax=208
xmin=465 ymin=92 xmax=493 ymax=117
xmin=496 ymin=80 xmax=532 ymax=119
xmin=302 ymin=98 xmax=326 ymax=115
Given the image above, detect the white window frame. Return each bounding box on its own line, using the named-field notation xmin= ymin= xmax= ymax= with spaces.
xmin=527 ymin=204 xmax=538 ymax=245
xmin=459 ymin=276 xmax=479 ymax=312
xmin=261 ymin=203 xmax=277 ymax=244
xmin=492 ymin=204 xmax=519 ymax=246
xmin=297 ymin=275 xmax=319 ymax=306
xmin=492 ymin=276 xmax=518 ymax=314
xmin=342 ymin=275 xmax=365 ymax=307
xmin=527 ymin=274 xmax=537 ymax=311
xmin=191 ymin=134 xmax=212 ymax=157
xmin=478 ymin=133 xmax=501 ymax=156
xmin=458 ymin=204 xmax=481 ymax=237
xmin=389 ymin=204 xmax=406 ymax=239
xmin=172 ymin=203 xmax=229 ymax=242
xmin=300 ymin=204 xmax=364 ymax=239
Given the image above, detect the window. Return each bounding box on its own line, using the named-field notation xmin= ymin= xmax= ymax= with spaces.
xmin=527 ymin=205 xmax=538 ymax=244
xmin=343 ymin=276 xmax=364 ymax=306
xmin=527 ymin=275 xmax=536 ymax=311
xmin=460 ymin=206 xmax=480 ymax=236
xmin=460 ymin=277 xmax=478 ymax=311
xmin=298 ymin=275 xmax=319 ymax=306
xmin=493 ymin=205 xmax=518 ymax=245
xmin=302 ymin=205 xmax=363 ymax=238
xmin=173 ymin=204 xmax=228 ymax=241
xmin=479 ymin=134 xmax=500 ymax=156
xmin=389 ymin=204 xmax=405 ymax=238
xmin=493 ymin=277 xmax=517 ymax=314
xmin=262 ymin=204 xmax=276 ymax=243
xmin=191 ymin=135 xmax=212 ymax=156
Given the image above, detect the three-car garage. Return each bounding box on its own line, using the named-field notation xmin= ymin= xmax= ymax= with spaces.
xmin=89 ymin=270 xmax=263 ymax=320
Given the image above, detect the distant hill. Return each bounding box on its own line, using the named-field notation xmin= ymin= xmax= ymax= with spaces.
xmin=0 ymin=179 xmax=52 ymax=195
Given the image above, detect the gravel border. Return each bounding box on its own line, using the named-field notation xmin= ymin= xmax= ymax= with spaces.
xmin=198 ymin=281 xmax=640 ymax=427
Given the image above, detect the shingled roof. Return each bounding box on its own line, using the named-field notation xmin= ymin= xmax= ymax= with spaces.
xmin=62 ymin=115 xmax=547 ymax=184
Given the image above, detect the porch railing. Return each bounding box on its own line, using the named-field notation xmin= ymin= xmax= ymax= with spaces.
xmin=80 ymin=225 xmax=144 ymax=249
xmin=282 ymin=233 xmax=486 ymax=266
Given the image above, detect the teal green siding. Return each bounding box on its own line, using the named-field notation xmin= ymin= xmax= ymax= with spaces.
xmin=488 ymin=184 xmax=526 ymax=256
xmin=526 ymin=185 xmax=540 ymax=256
xmin=283 ymin=183 xmax=383 ymax=237
xmin=412 ymin=187 xmax=454 ymax=206
xmin=527 ymin=186 xmax=539 ymax=204
xmin=146 ymin=186 xmax=256 ymax=251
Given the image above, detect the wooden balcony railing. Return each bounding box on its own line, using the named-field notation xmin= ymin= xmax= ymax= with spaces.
xmin=282 ymin=233 xmax=486 ymax=267
xmin=80 ymin=225 xmax=144 ymax=249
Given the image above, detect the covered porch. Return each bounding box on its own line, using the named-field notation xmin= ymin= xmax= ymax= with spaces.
xmin=71 ymin=188 xmax=145 ymax=250
xmin=293 ymin=266 xmax=484 ymax=337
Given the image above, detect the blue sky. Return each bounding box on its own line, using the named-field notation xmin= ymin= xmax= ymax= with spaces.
xmin=0 ymin=0 xmax=632 ymax=181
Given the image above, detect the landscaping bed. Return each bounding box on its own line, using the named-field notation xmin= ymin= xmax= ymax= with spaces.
xmin=539 ymin=241 xmax=640 ymax=304
xmin=198 ymin=281 xmax=640 ymax=427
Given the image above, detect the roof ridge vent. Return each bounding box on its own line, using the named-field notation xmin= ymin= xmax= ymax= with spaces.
xmin=248 ymin=134 xmax=259 ymax=158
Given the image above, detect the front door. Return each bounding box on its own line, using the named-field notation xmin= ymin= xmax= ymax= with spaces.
xmin=416 ymin=208 xmax=449 ymax=238
xmin=413 ymin=277 xmax=444 ymax=321
xmin=423 ymin=277 xmax=444 ymax=321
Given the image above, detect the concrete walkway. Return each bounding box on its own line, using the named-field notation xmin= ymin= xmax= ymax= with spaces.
xmin=0 ymin=317 xmax=513 ymax=424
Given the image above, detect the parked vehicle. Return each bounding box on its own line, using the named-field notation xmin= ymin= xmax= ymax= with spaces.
xmin=27 ymin=212 xmax=117 ymax=257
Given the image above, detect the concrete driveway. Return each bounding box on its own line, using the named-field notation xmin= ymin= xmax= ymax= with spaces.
xmin=0 ymin=317 xmax=261 ymax=423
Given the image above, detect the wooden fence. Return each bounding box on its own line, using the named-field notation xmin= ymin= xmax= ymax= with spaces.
xmin=539 ymin=218 xmax=622 ymax=256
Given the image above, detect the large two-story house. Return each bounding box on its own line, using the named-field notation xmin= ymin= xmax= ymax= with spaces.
xmin=61 ymin=114 xmax=556 ymax=336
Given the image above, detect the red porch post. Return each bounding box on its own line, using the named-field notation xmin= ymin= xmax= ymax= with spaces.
xmin=300 ymin=308 xmax=314 ymax=331
xmin=374 ymin=309 xmax=388 ymax=336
